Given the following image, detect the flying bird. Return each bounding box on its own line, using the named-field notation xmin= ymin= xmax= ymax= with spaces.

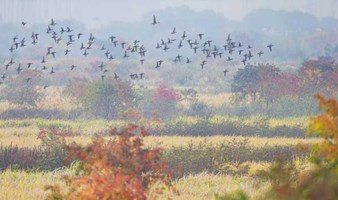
xmin=267 ymin=44 xmax=273 ymax=52
xmin=223 ymin=69 xmax=229 ymax=77
xmin=50 ymin=67 xmax=55 ymax=74
xmin=171 ymin=27 xmax=177 ymax=34
xmin=152 ymin=15 xmax=160 ymax=25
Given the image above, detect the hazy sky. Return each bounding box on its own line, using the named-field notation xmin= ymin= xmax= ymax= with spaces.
xmin=1 ymin=0 xmax=338 ymax=28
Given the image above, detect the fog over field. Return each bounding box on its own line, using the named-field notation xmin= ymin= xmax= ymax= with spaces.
xmin=1 ymin=0 xmax=338 ymax=28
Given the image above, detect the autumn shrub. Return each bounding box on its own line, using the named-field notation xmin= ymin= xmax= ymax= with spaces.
xmin=148 ymin=84 xmax=181 ymax=119
xmin=46 ymin=124 xmax=175 ymax=200
xmin=37 ymin=127 xmax=77 ymax=170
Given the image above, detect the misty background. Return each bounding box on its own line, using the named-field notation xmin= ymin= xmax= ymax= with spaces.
xmin=1 ymin=0 xmax=338 ymax=28
xmin=0 ymin=0 xmax=338 ymax=87
xmin=0 ymin=0 xmax=338 ymax=59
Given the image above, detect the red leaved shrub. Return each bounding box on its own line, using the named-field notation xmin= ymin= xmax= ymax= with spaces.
xmin=149 ymin=84 xmax=181 ymax=119
xmin=151 ymin=84 xmax=181 ymax=102
xmin=46 ymin=124 xmax=175 ymax=200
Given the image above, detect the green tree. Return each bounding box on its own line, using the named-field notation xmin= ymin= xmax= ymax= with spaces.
xmin=3 ymin=69 xmax=43 ymax=107
xmin=231 ymin=64 xmax=280 ymax=103
xmin=67 ymin=78 xmax=137 ymax=120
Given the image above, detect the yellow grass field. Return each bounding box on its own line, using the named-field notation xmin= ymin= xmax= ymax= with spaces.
xmin=0 ymin=169 xmax=271 ymax=200
xmin=0 ymin=118 xmax=316 ymax=200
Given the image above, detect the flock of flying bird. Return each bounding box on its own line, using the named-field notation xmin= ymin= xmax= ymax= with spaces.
xmin=1 ymin=15 xmax=274 ymax=86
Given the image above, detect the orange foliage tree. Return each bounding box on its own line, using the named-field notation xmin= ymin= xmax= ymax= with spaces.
xmin=308 ymin=94 xmax=338 ymax=164
xmin=260 ymin=94 xmax=338 ymax=200
xmin=46 ymin=124 xmax=175 ymax=200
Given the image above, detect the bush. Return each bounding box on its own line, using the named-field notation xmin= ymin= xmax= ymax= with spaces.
xmin=148 ymin=84 xmax=181 ymax=119
xmin=37 ymin=127 xmax=77 ymax=170
xmin=0 ymin=127 xmax=78 ymax=171
xmin=186 ymin=101 xmax=213 ymax=117
xmin=46 ymin=124 xmax=176 ymax=199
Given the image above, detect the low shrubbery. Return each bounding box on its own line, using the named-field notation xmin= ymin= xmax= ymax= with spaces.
xmin=0 ymin=133 xmax=308 ymax=176
xmin=0 ymin=108 xmax=75 ymax=120
xmin=152 ymin=117 xmax=305 ymax=137
xmin=0 ymin=144 xmax=41 ymax=170
xmin=163 ymin=139 xmax=307 ymax=176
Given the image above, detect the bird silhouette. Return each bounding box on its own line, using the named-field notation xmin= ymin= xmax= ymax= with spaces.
xmin=1 ymin=74 xmax=6 ymax=81
xmin=9 ymin=46 xmax=14 ymax=53
xmin=50 ymin=67 xmax=55 ymax=74
xmin=226 ymin=34 xmax=231 ymax=42
xmin=66 ymin=27 xmax=73 ymax=32
xmin=114 ymin=73 xmax=119 ymax=79
xmin=198 ymin=33 xmax=204 ymax=40
xmin=200 ymin=60 xmax=207 ymax=69
xmin=77 ymin=33 xmax=83 ymax=39
xmin=121 ymin=42 xmax=127 ymax=49
xmin=16 ymin=64 xmax=22 ymax=74
xmin=152 ymin=15 xmax=160 ymax=25
xmin=65 ymin=49 xmax=71 ymax=55
xmin=182 ymin=31 xmax=187 ymax=40
xmin=60 ymin=27 xmax=66 ymax=34
xmin=50 ymin=18 xmax=57 ymax=26
xmin=123 ymin=51 xmax=129 ymax=58
xmin=98 ymin=63 xmax=105 ymax=71
xmin=171 ymin=27 xmax=177 ymax=34
xmin=242 ymin=59 xmax=247 ymax=66
xmin=109 ymin=55 xmax=115 ymax=61
xmin=155 ymin=60 xmax=163 ymax=68
xmin=223 ymin=69 xmax=229 ymax=77
xmin=267 ymin=44 xmax=273 ymax=52
xmin=258 ymin=51 xmax=264 ymax=57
